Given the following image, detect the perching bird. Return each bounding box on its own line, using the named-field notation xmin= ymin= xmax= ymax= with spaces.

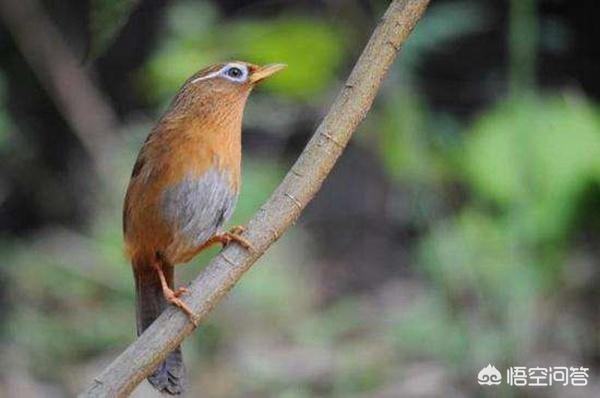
xmin=123 ymin=61 xmax=285 ymax=394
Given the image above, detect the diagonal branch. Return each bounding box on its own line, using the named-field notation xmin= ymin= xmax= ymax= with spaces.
xmin=79 ymin=0 xmax=430 ymax=396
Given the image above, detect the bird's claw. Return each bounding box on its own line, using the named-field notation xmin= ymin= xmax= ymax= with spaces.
xmin=221 ymin=225 xmax=255 ymax=252
xmin=164 ymin=289 xmax=199 ymax=327
xmin=173 ymin=286 xmax=189 ymax=298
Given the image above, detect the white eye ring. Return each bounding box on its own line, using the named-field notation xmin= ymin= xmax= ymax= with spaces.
xmin=190 ymin=63 xmax=249 ymax=84
xmin=220 ymin=63 xmax=248 ymax=83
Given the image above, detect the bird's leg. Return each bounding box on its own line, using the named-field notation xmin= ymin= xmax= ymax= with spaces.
xmin=152 ymin=262 xmax=199 ymax=327
xmin=211 ymin=225 xmax=255 ymax=251
xmin=190 ymin=225 xmax=255 ymax=256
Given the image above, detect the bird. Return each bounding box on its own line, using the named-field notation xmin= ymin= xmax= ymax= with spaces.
xmin=123 ymin=61 xmax=286 ymax=395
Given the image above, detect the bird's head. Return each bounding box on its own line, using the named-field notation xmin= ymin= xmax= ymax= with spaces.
xmin=165 ymin=61 xmax=286 ymax=122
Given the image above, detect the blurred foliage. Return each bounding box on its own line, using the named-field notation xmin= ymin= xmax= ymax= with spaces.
xmin=509 ymin=0 xmax=537 ymax=95
xmin=399 ymin=1 xmax=487 ymax=72
xmin=371 ymin=2 xmax=599 ymax=388
xmin=383 ymin=90 xmax=599 ymax=394
xmin=140 ymin=1 xmax=346 ymax=103
xmin=0 ymin=72 xmax=13 ymax=152
xmin=138 ymin=1 xmax=218 ymax=102
xmin=375 ymin=0 xmax=489 ymax=178
xmin=88 ymin=0 xmax=140 ymax=59
xmin=464 ymin=95 xmax=600 ymax=242
xmin=378 ymin=91 xmax=430 ymax=182
xmin=226 ymin=18 xmax=345 ymax=98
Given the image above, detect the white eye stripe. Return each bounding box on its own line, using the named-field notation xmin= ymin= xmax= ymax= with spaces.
xmin=190 ymin=63 xmax=248 ymax=84
xmin=190 ymin=70 xmax=221 ymax=84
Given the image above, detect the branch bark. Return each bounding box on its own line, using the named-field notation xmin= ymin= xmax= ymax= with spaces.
xmin=80 ymin=0 xmax=430 ymax=396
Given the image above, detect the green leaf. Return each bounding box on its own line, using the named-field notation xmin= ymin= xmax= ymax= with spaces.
xmin=463 ymin=95 xmax=600 ymax=241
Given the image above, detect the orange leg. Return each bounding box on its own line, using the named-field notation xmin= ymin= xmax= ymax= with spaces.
xmin=208 ymin=225 xmax=255 ymax=251
xmin=152 ymin=262 xmax=199 ymax=327
xmin=186 ymin=225 xmax=255 ymax=260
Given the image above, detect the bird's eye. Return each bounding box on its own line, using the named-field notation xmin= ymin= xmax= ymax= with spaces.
xmin=226 ymin=67 xmax=243 ymax=79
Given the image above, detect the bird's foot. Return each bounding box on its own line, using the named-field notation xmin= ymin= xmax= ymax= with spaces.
xmin=173 ymin=286 xmax=189 ymax=298
xmin=153 ymin=262 xmax=199 ymax=327
xmin=163 ymin=287 xmax=199 ymax=327
xmin=216 ymin=225 xmax=255 ymax=252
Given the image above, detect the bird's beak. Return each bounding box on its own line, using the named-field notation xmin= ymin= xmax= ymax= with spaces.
xmin=249 ymin=63 xmax=287 ymax=84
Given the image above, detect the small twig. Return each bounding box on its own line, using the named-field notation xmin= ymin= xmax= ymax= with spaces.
xmin=79 ymin=0 xmax=430 ymax=396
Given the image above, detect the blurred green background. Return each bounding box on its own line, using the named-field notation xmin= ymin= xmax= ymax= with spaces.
xmin=0 ymin=0 xmax=598 ymax=397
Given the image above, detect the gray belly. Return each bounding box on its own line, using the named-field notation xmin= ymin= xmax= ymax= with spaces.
xmin=161 ymin=168 xmax=237 ymax=247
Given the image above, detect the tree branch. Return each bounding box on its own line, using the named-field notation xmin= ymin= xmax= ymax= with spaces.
xmin=79 ymin=0 xmax=430 ymax=396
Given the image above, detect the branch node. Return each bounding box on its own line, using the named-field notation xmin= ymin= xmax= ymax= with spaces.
xmin=291 ymin=167 xmax=305 ymax=177
xmin=284 ymin=192 xmax=302 ymax=210
xmin=220 ymin=252 xmax=238 ymax=267
xmin=320 ymin=131 xmax=344 ymax=149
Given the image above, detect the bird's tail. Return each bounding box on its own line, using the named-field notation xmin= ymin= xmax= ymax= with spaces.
xmin=133 ymin=259 xmax=185 ymax=395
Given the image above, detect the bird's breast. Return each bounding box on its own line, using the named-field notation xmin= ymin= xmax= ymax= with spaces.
xmin=161 ymin=167 xmax=238 ymax=251
xmin=124 ymin=118 xmax=242 ymax=263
